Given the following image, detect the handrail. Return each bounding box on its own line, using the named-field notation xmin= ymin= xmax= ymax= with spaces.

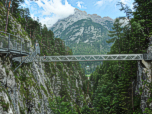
xmin=12 ymin=53 xmax=152 ymax=63
xmin=0 ymin=31 xmax=32 ymax=54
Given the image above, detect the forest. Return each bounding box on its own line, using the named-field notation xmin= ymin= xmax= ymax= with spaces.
xmin=0 ymin=0 xmax=152 ymax=113
xmin=89 ymin=1 xmax=152 ymax=114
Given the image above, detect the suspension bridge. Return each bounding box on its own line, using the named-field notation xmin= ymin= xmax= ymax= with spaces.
xmin=0 ymin=31 xmax=151 ymax=72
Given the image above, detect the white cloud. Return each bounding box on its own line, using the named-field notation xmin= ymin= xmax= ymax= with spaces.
xmin=94 ymin=0 xmax=134 ymax=13
xmin=119 ymin=0 xmax=135 ymax=12
xmin=120 ymin=0 xmax=129 ymax=4
xmin=94 ymin=0 xmax=134 ymax=7
xmin=94 ymin=0 xmax=116 ymax=6
xmin=94 ymin=0 xmax=104 ymax=6
xmin=76 ymin=1 xmax=86 ymax=9
xmin=20 ymin=0 xmax=75 ymax=28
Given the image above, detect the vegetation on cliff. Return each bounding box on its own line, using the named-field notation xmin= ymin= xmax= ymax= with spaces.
xmin=0 ymin=0 xmax=152 ymax=113
xmin=0 ymin=0 xmax=92 ymax=113
xmin=90 ymin=1 xmax=152 ymax=113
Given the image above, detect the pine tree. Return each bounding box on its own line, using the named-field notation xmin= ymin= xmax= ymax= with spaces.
xmin=4 ymin=0 xmax=11 ymax=34
xmin=106 ymin=18 xmax=124 ymax=54
xmin=10 ymin=0 xmax=25 ymax=18
xmin=24 ymin=8 xmax=31 ymax=31
xmin=132 ymin=0 xmax=152 ymax=48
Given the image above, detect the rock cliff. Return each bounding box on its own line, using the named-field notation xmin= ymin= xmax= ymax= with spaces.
xmin=50 ymin=8 xmax=114 ymax=45
xmin=0 ymin=3 xmax=91 ymax=114
xmin=135 ymin=36 xmax=152 ymax=113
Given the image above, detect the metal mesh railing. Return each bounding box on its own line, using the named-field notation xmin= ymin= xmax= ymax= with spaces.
xmin=9 ymin=34 xmax=21 ymax=51
xmin=0 ymin=31 xmax=9 ymax=49
xmin=10 ymin=33 xmax=18 ymax=50
xmin=0 ymin=31 xmax=31 ymax=54
xmin=143 ymin=53 xmax=152 ymax=60
xmin=22 ymin=40 xmax=30 ymax=53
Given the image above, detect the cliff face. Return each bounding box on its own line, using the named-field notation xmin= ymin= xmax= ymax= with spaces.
xmin=135 ymin=36 xmax=152 ymax=112
xmin=0 ymin=55 xmax=90 ymax=114
xmin=0 ymin=3 xmax=90 ymax=114
xmin=50 ymin=8 xmax=114 ymax=30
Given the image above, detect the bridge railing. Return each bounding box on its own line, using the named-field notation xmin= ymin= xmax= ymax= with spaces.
xmin=0 ymin=31 xmax=31 ymax=54
xmin=143 ymin=53 xmax=152 ymax=60
xmin=0 ymin=32 xmax=9 ymax=50
xmin=22 ymin=40 xmax=30 ymax=53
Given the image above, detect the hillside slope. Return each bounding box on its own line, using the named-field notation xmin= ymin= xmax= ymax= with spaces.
xmin=0 ymin=2 xmax=91 ymax=114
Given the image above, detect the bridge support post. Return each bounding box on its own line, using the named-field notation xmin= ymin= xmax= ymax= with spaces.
xmin=20 ymin=37 xmax=22 ymax=55
xmin=20 ymin=38 xmax=22 ymax=67
xmin=2 ymin=52 xmax=10 ymax=64
xmin=15 ymin=41 xmax=17 ymax=50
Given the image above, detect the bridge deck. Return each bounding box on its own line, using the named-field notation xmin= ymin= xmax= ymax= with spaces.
xmin=0 ymin=31 xmax=31 ymax=57
xmin=0 ymin=31 xmax=151 ymax=65
xmin=12 ymin=54 xmax=151 ymax=63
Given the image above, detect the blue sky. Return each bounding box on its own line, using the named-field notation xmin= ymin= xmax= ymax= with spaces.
xmin=19 ymin=0 xmax=135 ymax=29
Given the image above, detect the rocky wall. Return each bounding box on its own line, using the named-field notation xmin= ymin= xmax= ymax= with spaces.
xmin=135 ymin=36 xmax=152 ymax=113
xmin=0 ymin=54 xmax=90 ymax=114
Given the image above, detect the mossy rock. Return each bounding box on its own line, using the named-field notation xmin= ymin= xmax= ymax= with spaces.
xmin=1 ymin=102 xmax=9 ymax=112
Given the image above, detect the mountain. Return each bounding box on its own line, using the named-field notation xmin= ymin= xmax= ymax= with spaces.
xmin=50 ymin=8 xmax=114 ymax=75
xmin=50 ymin=8 xmax=114 ymax=42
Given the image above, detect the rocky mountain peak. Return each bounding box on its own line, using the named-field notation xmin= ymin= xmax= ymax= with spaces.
xmin=50 ymin=8 xmax=114 ymax=34
xmin=73 ymin=8 xmax=113 ymax=22
xmin=102 ymin=16 xmax=113 ymax=21
xmin=74 ymin=8 xmax=87 ymax=15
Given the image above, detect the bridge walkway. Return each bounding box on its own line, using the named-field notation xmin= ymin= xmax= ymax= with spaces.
xmin=0 ymin=31 xmax=32 ymax=58
xmin=0 ymin=31 xmax=152 ymax=72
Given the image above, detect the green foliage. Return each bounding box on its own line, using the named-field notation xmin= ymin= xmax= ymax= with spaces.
xmin=48 ymin=96 xmax=78 ymax=114
xmin=56 ymin=62 xmax=63 ymax=70
xmin=40 ymin=84 xmax=48 ymax=97
xmin=80 ymin=105 xmax=90 ymax=114
xmin=106 ymin=18 xmax=124 ymax=45
xmin=20 ymin=107 xmax=26 ymax=114
xmin=38 ymin=103 xmax=40 ymax=108
xmin=0 ymin=97 xmax=9 ymax=112
xmin=18 ymin=70 xmax=27 ymax=81
xmin=89 ymin=1 xmax=152 ymax=113
xmin=0 ymin=1 xmax=92 ymax=114
xmin=2 ymin=0 xmax=152 ymax=113
xmin=5 ymin=69 xmax=9 ymax=76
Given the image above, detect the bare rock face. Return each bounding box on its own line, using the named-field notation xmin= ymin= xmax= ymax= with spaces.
xmin=0 ymin=54 xmax=90 ymax=114
xmin=0 ymin=62 xmax=7 ymax=85
xmin=50 ymin=8 xmax=129 ymax=49
xmin=50 ymin=8 xmax=114 ymax=41
xmin=0 ymin=38 xmax=90 ymax=114
xmin=135 ymin=35 xmax=152 ymax=113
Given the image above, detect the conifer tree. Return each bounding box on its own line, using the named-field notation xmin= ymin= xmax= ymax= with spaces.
xmin=106 ymin=18 xmax=124 ymax=54
xmin=4 ymin=0 xmax=11 ymax=34
xmin=132 ymin=0 xmax=152 ymax=48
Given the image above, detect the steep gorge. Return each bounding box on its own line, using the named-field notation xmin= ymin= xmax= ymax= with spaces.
xmin=0 ymin=2 xmax=91 ymax=114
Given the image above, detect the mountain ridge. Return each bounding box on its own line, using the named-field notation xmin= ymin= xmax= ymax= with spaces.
xmin=49 ymin=8 xmax=114 ymax=35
